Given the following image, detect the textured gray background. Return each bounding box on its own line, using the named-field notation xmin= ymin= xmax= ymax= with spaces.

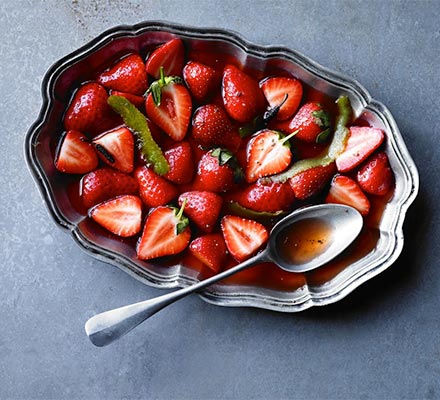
xmin=1 ymin=0 xmax=438 ymax=399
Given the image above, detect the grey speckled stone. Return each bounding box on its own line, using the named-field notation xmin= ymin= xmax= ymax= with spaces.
xmin=1 ymin=0 xmax=438 ymax=399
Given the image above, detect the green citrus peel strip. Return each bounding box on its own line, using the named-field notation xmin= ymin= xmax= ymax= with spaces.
xmin=107 ymin=95 xmax=169 ymax=175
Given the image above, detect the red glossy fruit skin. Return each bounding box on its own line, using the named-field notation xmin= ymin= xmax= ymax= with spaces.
xmin=221 ymin=215 xmax=269 ymax=262
xmin=191 ymin=104 xmax=234 ymax=147
xmin=227 ymin=181 xmax=295 ymax=213
xmin=93 ymin=126 xmax=135 ymax=173
xmin=136 ymin=206 xmax=191 ymax=260
xmin=183 ymin=61 xmax=218 ymax=102
xmin=81 ymin=168 xmax=139 ymax=209
xmin=178 ymin=191 xmax=223 ymax=233
xmin=357 ymin=151 xmax=394 ymax=196
xmin=97 ymin=54 xmax=148 ymax=95
xmin=189 ymin=233 xmax=228 ymax=272
xmin=336 ymin=126 xmax=385 ymax=173
xmin=245 ymin=129 xmax=292 ymax=183
xmin=288 ymin=102 xmax=329 ymax=143
xmin=145 ymin=83 xmax=192 ymax=141
xmin=135 ymin=166 xmax=178 ymax=208
xmin=260 ymin=76 xmax=303 ymax=121
xmin=64 ymin=82 xmax=118 ymax=136
xmin=325 ymin=175 xmax=370 ymax=216
xmin=110 ymin=90 xmax=145 ymax=110
xmin=192 ymin=150 xmax=238 ymax=193
xmin=289 ymin=162 xmax=336 ymax=200
xmin=222 ymin=65 xmax=266 ymax=123
xmin=89 ymin=194 xmax=143 ymax=237
xmin=163 ymin=141 xmax=195 ymax=184
xmin=145 ymin=38 xmax=185 ymax=79
xmin=55 ymin=130 xmax=98 ymax=174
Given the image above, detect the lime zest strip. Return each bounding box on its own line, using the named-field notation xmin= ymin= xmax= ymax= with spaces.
xmin=108 ymin=95 xmax=169 ymax=175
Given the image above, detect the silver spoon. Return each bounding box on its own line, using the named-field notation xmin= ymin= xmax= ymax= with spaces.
xmin=85 ymin=204 xmax=362 ymax=347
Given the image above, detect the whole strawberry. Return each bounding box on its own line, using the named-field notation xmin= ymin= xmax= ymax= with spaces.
xmin=289 ymin=102 xmax=331 ymax=143
xmin=64 ymin=82 xmax=118 ymax=136
xmin=163 ymin=141 xmax=195 ymax=184
xmin=183 ymin=61 xmax=218 ymax=102
xmin=97 ymin=53 xmax=148 ymax=95
xmin=357 ymin=151 xmax=394 ymax=195
xmin=222 ymin=65 xmax=266 ymax=123
xmin=145 ymin=38 xmax=185 ymax=78
xmin=189 ymin=233 xmax=228 ymax=272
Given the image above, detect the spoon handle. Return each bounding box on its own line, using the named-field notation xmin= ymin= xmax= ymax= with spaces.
xmin=85 ymin=250 xmax=269 ymax=347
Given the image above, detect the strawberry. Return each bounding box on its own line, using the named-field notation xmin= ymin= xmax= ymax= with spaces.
xmin=221 ymin=215 xmax=269 ymax=261
xmin=178 ymin=191 xmax=223 ymax=232
xmin=260 ymin=76 xmax=303 ymax=121
xmin=335 ymin=126 xmax=385 ymax=173
xmin=55 ymin=130 xmax=98 ymax=174
xmin=135 ymin=166 xmax=178 ymax=208
xmin=93 ymin=126 xmax=134 ymax=173
xmin=193 ymin=148 xmax=243 ymax=192
xmin=97 ymin=54 xmax=148 ymax=95
xmin=222 ymin=64 xmax=266 ymax=123
xmin=191 ymin=104 xmax=234 ymax=147
xmin=226 ymin=181 xmax=295 ymax=213
xmin=357 ymin=151 xmax=394 ymax=196
xmin=189 ymin=233 xmax=228 ymax=272
xmin=245 ymin=129 xmax=295 ymax=183
xmin=81 ymin=168 xmax=138 ymax=209
xmin=163 ymin=141 xmax=195 ymax=184
xmin=288 ymin=162 xmax=336 ymax=200
xmin=89 ymin=195 xmax=142 ymax=237
xmin=325 ymin=175 xmax=370 ymax=216
xmin=288 ymin=102 xmax=331 ymax=143
xmin=137 ymin=204 xmax=191 ymax=260
xmin=145 ymin=68 xmax=192 ymax=141
xmin=145 ymin=38 xmax=185 ymax=79
xmin=183 ymin=61 xmax=217 ymax=102
xmin=64 ymin=82 xmax=118 ymax=136
xmin=110 ymin=90 xmax=145 ymax=110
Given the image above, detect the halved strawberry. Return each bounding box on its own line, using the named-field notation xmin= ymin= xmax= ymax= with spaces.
xmin=191 ymin=104 xmax=234 ymax=147
xmin=189 ymin=233 xmax=228 ymax=272
xmin=221 ymin=215 xmax=269 ymax=261
xmin=325 ymin=175 xmax=370 ymax=216
xmin=222 ymin=65 xmax=266 ymax=123
xmin=192 ymin=148 xmax=243 ymax=193
xmin=64 ymin=82 xmax=118 ymax=136
xmin=260 ymin=76 xmax=303 ymax=121
xmin=183 ymin=61 xmax=218 ymax=102
xmin=55 ymin=130 xmax=98 ymax=174
xmin=145 ymin=68 xmax=192 ymax=141
xmin=135 ymin=166 xmax=178 ymax=208
xmin=226 ymin=181 xmax=295 ymax=213
xmin=178 ymin=191 xmax=223 ymax=233
xmin=137 ymin=204 xmax=191 ymax=260
xmin=145 ymin=38 xmax=185 ymax=79
xmin=357 ymin=151 xmax=394 ymax=196
xmin=163 ymin=141 xmax=195 ymax=184
xmin=245 ymin=129 xmax=295 ymax=183
xmin=336 ymin=126 xmax=385 ymax=173
xmin=93 ymin=126 xmax=134 ymax=173
xmin=289 ymin=162 xmax=336 ymax=200
xmin=89 ymin=195 xmax=142 ymax=237
xmin=110 ymin=90 xmax=145 ymax=111
xmin=81 ymin=168 xmax=138 ymax=209
xmin=97 ymin=53 xmax=148 ymax=95
xmin=288 ymin=102 xmax=331 ymax=143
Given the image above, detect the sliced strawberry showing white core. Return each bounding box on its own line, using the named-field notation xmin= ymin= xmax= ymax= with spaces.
xmin=55 ymin=130 xmax=98 ymax=174
xmin=221 ymin=215 xmax=269 ymax=261
xmin=325 ymin=175 xmax=370 ymax=216
xmin=93 ymin=126 xmax=134 ymax=173
xmin=89 ymin=195 xmax=142 ymax=237
xmin=335 ymin=126 xmax=384 ymax=173
xmin=246 ymin=129 xmax=295 ymax=183
xmin=260 ymin=76 xmax=303 ymax=121
xmin=136 ymin=204 xmax=191 ymax=260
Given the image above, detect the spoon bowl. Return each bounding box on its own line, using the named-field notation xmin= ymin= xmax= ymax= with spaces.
xmin=85 ymin=204 xmax=363 ymax=346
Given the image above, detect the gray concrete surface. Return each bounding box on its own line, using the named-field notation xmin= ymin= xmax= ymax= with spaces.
xmin=1 ymin=0 xmax=438 ymax=399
